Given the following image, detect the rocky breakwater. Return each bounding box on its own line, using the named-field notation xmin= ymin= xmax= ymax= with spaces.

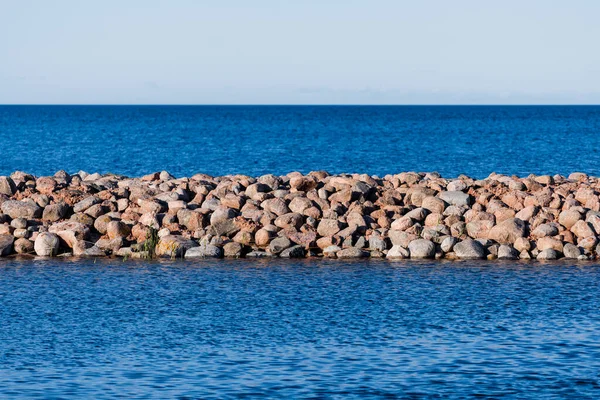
xmin=1 ymin=170 xmax=600 ymax=262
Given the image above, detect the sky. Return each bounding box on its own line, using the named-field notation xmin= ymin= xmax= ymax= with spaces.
xmin=1 ymin=0 xmax=599 ymax=104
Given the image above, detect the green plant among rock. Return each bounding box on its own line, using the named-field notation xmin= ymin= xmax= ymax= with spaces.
xmin=142 ymin=227 xmax=159 ymax=259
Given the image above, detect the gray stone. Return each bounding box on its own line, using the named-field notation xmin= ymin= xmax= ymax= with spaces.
xmin=1 ymin=200 xmax=42 ymax=219
xmin=223 ymin=242 xmax=244 ymax=258
xmin=336 ymin=247 xmax=369 ymax=259
xmin=280 ymin=245 xmax=305 ymax=258
xmin=323 ymin=245 xmax=341 ymax=258
xmin=562 ymin=243 xmax=581 ymax=259
xmin=78 ymin=246 xmax=106 ymax=257
xmin=73 ymin=196 xmax=101 ymax=213
xmin=10 ymin=217 xmax=27 ymax=229
xmin=246 ymin=250 xmax=271 ymax=258
xmin=34 ymin=232 xmax=60 ymax=256
xmin=0 ymin=235 xmax=14 ymax=256
xmin=353 ymin=236 xmax=367 ymax=249
xmin=185 ymin=244 xmax=223 ymax=258
xmin=386 ymin=245 xmax=409 ymax=259
xmin=408 ymin=239 xmax=436 ymax=259
xmin=453 ymin=239 xmax=486 ymax=259
xmin=14 ymin=238 xmax=34 ymax=254
xmin=269 ymin=237 xmax=292 ymax=255
xmin=440 ymin=236 xmax=458 ymax=253
xmin=210 ymin=207 xmax=237 ymax=225
xmin=49 ymin=221 xmax=91 ymax=248
xmin=0 ymin=176 xmax=16 ymax=196
xmin=42 ymin=202 xmax=69 ymax=222
xmin=497 ymin=244 xmax=518 ymax=260
xmin=532 ymin=223 xmax=558 ymax=238
xmin=207 ymin=219 xmax=240 ymax=237
xmin=537 ymin=248 xmax=557 ymax=260
xmin=439 ymin=191 xmax=471 ymax=206
xmin=368 ymin=236 xmax=387 ymax=251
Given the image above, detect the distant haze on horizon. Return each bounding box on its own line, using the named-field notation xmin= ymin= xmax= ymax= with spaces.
xmin=1 ymin=0 xmax=599 ymax=105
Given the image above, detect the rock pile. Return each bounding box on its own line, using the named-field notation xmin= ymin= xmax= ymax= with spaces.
xmin=1 ymin=170 xmax=599 ymax=261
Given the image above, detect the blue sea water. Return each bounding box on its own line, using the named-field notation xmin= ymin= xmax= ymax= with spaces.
xmin=2 ymin=106 xmax=600 ymax=398
xmin=1 ymin=105 xmax=600 ymax=178
xmin=0 ymin=259 xmax=599 ymax=398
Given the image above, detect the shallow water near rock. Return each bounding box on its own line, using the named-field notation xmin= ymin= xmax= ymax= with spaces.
xmin=1 ymin=259 xmax=599 ymax=398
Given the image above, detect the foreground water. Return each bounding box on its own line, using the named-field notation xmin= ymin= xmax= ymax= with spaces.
xmin=0 ymin=259 xmax=599 ymax=398
xmin=1 ymin=105 xmax=600 ymax=178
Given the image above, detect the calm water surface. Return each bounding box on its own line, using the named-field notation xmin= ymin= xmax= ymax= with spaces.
xmin=1 ymin=105 xmax=600 ymax=178
xmin=0 ymin=259 xmax=599 ymax=398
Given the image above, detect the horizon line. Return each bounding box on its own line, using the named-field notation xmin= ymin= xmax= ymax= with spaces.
xmin=1 ymin=104 xmax=599 ymax=107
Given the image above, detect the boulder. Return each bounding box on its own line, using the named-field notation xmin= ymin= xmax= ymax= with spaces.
xmin=562 ymin=243 xmax=581 ymax=259
xmin=336 ymin=247 xmax=369 ymax=258
xmin=94 ymin=215 xmax=113 ymax=234
xmin=210 ymin=207 xmax=237 ymax=225
xmin=1 ymin=200 xmax=42 ymax=219
xmin=274 ymin=213 xmax=304 ymax=230
xmin=207 ymin=219 xmax=240 ymax=237
xmin=11 ymin=218 xmax=27 ymax=229
xmin=536 ymin=237 xmax=564 ymax=252
xmin=453 ymin=239 xmax=486 ymax=259
xmin=558 ymin=209 xmax=582 ymax=230
xmin=34 ymin=232 xmax=60 ymax=256
xmin=255 ymin=227 xmax=277 ymax=247
xmin=386 ymin=245 xmax=409 ymax=259
xmin=317 ymin=219 xmax=343 ymax=237
xmin=537 ymin=248 xmax=557 ymax=261
xmin=531 ymin=223 xmax=558 ymax=239
xmin=421 ymin=196 xmax=446 ymax=214
xmin=73 ymin=196 xmax=101 ymax=213
xmin=223 ymin=242 xmax=244 ymax=258
xmin=95 ymin=238 xmax=124 ymax=252
xmin=368 ymin=236 xmax=387 ymax=252
xmin=106 ymin=221 xmax=131 ymax=240
xmin=388 ymin=231 xmax=417 ymax=247
xmin=570 ymin=220 xmax=595 ymax=239
xmin=440 ymin=236 xmax=458 ymax=253
xmin=285 ymin=230 xmax=317 ymax=249
xmin=246 ymin=250 xmax=271 ymax=258
xmin=0 ymin=235 xmax=14 ymax=256
xmin=323 ymin=245 xmax=341 ymax=258
xmin=488 ymin=218 xmax=527 ymax=244
xmin=185 ymin=244 xmax=223 ymax=258
xmin=155 ymin=235 xmax=197 ymax=258
xmin=49 ymin=221 xmax=91 ymax=248
xmin=14 ymin=238 xmax=34 ymax=254
xmin=269 ymin=237 xmax=292 ymax=255
xmin=408 ymin=239 xmax=435 ymax=259
xmin=76 ymin=245 xmax=106 ymax=257
xmin=0 ymin=176 xmax=16 ymax=196
xmin=280 ymin=245 xmax=305 ymax=258
xmin=497 ymin=244 xmax=518 ymax=260
xmin=43 ymin=202 xmax=69 ymax=222
xmin=439 ymin=191 xmax=471 ymax=206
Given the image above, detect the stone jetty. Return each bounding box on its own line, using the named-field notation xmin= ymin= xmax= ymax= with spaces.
xmin=1 ymin=170 xmax=600 ymax=261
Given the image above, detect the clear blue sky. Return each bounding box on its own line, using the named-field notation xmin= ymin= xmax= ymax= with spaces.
xmin=1 ymin=0 xmax=598 ymax=104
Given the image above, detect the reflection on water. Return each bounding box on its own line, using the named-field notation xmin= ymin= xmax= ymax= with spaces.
xmin=1 ymin=258 xmax=599 ymax=398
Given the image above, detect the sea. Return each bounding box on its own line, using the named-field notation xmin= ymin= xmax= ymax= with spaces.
xmin=1 ymin=106 xmax=600 ymax=398
xmin=1 ymin=105 xmax=599 ymax=178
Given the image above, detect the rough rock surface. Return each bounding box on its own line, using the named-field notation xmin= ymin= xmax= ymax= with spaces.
xmin=0 ymin=170 xmax=598 ymax=262
xmin=34 ymin=232 xmax=60 ymax=256
xmin=453 ymin=239 xmax=486 ymax=259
